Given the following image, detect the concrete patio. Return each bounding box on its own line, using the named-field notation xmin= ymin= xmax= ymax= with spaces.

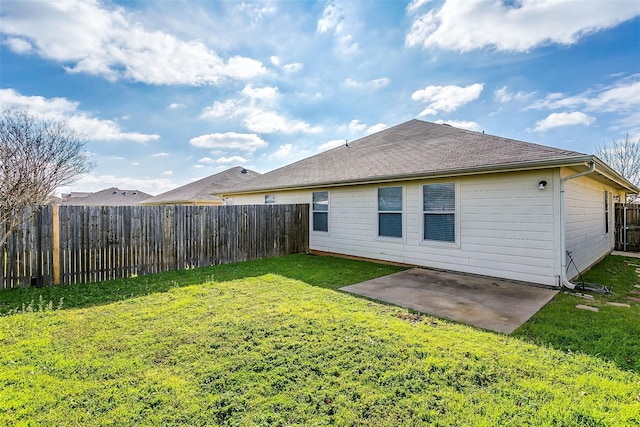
xmin=340 ymin=268 xmax=558 ymax=334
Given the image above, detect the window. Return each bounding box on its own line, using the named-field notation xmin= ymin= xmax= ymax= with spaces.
xmin=378 ymin=187 xmax=403 ymax=238
xmin=604 ymin=190 xmax=609 ymax=234
xmin=265 ymin=194 xmax=276 ymax=204
xmin=312 ymin=191 xmax=329 ymax=232
xmin=423 ymin=183 xmax=456 ymax=242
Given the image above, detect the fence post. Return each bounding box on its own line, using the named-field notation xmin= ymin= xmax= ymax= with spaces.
xmin=52 ymin=204 xmax=61 ymax=284
xmin=623 ymin=204 xmax=627 ymax=252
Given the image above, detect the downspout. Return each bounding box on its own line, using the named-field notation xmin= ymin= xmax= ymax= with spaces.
xmin=559 ymin=161 xmax=596 ymax=289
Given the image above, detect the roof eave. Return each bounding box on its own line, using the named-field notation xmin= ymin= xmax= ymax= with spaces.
xmin=221 ymin=156 xmax=602 ymax=196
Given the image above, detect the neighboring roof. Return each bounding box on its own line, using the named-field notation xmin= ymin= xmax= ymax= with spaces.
xmin=59 ymin=188 xmax=153 ymax=206
xmin=139 ymin=166 xmax=261 ymax=205
xmin=222 ymin=119 xmax=638 ymax=194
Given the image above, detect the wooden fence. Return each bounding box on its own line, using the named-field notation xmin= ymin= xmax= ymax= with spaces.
xmin=615 ymin=203 xmax=640 ymax=252
xmin=1 ymin=204 xmax=309 ymax=290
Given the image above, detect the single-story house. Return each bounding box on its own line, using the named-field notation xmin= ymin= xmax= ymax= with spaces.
xmin=139 ymin=166 xmax=260 ymax=206
xmin=59 ymin=187 xmax=153 ymax=206
xmin=219 ymin=119 xmax=638 ymax=288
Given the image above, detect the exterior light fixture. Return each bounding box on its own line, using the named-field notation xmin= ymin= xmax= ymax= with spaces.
xmin=538 ymin=180 xmax=547 ymax=190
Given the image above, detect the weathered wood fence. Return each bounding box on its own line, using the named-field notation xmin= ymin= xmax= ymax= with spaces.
xmin=1 ymin=204 xmax=309 ymax=290
xmin=615 ymin=203 xmax=640 ymax=252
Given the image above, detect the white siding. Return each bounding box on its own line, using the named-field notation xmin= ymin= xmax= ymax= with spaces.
xmin=228 ymin=169 xmax=624 ymax=287
xmin=563 ymin=168 xmax=621 ymax=279
xmin=229 ymin=190 xmax=310 ymax=206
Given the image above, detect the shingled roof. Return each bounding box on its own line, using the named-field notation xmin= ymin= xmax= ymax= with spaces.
xmin=60 ymin=188 xmax=152 ymax=206
xmin=222 ymin=119 xmax=598 ymax=194
xmin=140 ymin=166 xmax=260 ymax=205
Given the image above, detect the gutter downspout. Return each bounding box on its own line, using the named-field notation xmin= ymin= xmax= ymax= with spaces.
xmin=559 ymin=161 xmax=596 ymax=289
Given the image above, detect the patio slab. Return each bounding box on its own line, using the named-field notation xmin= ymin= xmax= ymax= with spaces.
xmin=340 ymin=268 xmax=558 ymax=334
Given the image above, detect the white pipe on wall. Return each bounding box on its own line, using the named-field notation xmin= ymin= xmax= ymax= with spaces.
xmin=559 ymin=161 xmax=596 ymax=289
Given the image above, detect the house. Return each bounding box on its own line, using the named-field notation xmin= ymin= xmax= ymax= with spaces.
xmin=219 ymin=119 xmax=638 ymax=288
xmin=139 ymin=166 xmax=260 ymax=206
xmin=60 ymin=187 xmax=153 ymax=206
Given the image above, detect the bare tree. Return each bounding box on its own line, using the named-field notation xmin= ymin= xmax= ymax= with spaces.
xmin=595 ymin=134 xmax=640 ymax=200
xmin=0 ymin=109 xmax=94 ymax=246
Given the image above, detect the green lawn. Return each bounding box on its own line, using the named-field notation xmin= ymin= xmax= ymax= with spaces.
xmin=1 ymin=254 xmax=639 ymax=426
xmin=513 ymin=254 xmax=640 ymax=373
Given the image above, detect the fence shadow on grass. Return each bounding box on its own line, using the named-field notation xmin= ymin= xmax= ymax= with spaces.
xmin=0 ymin=253 xmax=405 ymax=315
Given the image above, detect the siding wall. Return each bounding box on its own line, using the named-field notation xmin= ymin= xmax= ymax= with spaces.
xmin=230 ymin=169 xmax=625 ymax=286
xmin=231 ymin=170 xmax=560 ymax=286
xmin=563 ymin=168 xmax=621 ymax=279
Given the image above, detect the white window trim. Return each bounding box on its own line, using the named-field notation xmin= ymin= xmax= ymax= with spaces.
xmin=311 ymin=191 xmax=330 ymax=234
xmin=375 ymin=185 xmax=406 ymax=242
xmin=421 ymin=181 xmax=460 ymax=248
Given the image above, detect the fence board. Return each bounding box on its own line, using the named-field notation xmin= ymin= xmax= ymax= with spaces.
xmin=615 ymin=203 xmax=640 ymax=252
xmin=2 ymin=204 xmax=309 ymax=289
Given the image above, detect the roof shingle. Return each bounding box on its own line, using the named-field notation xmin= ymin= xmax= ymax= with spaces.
xmin=140 ymin=166 xmax=260 ymax=205
xmin=223 ymin=120 xmax=588 ymax=194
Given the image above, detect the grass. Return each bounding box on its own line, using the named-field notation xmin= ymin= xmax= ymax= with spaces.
xmin=1 ymin=254 xmax=639 ymax=425
xmin=513 ymin=254 xmax=640 ymax=373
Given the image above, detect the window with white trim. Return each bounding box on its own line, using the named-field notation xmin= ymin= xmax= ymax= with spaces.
xmin=265 ymin=194 xmax=276 ymax=204
xmin=312 ymin=191 xmax=329 ymax=232
xmin=423 ymin=183 xmax=456 ymax=242
xmin=378 ymin=186 xmax=403 ymax=238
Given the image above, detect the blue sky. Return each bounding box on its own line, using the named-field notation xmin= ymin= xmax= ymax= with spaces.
xmin=1 ymin=0 xmax=639 ymax=195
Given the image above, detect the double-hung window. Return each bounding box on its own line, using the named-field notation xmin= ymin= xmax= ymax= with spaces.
xmin=378 ymin=187 xmax=403 ymax=238
xmin=423 ymin=183 xmax=456 ymax=243
xmin=312 ymin=191 xmax=329 ymax=232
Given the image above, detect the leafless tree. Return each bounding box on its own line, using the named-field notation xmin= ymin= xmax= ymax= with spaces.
xmin=595 ymin=134 xmax=640 ymax=201
xmin=1 ymin=109 xmax=94 ymax=246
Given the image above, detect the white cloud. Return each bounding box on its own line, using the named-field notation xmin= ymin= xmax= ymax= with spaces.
xmin=200 ymin=84 xmax=320 ymax=134
xmin=244 ymin=111 xmax=320 ymax=134
xmin=412 ymin=83 xmax=484 ymax=116
xmin=0 ymin=88 xmax=159 ymax=142
xmin=534 ymin=112 xmax=596 ymax=132
xmin=435 ymin=119 xmax=481 ymax=132
xmin=216 ymin=156 xmax=248 ymax=164
xmin=530 ymin=78 xmax=640 ymax=113
xmin=317 ymin=1 xmax=359 ymax=56
xmin=161 ymin=170 xmax=173 ymax=176
xmin=283 ymin=62 xmax=303 ymax=73
xmin=267 ymin=143 xmax=312 ymax=163
xmin=528 ymin=77 xmax=640 ymax=130
xmin=317 ymin=1 xmax=343 ymax=34
xmin=1 ymin=0 xmax=266 ymax=85
xmin=338 ymin=120 xmax=387 ymax=136
xmin=270 ymin=144 xmax=294 ymax=159
xmin=366 ymin=123 xmax=387 ymax=134
xmin=190 ymin=132 xmax=268 ymax=153
xmin=200 ymin=99 xmax=241 ymax=119
xmin=198 ymin=157 xmax=216 ymax=164
xmin=168 ymin=102 xmax=185 ymax=110
xmin=406 ymin=0 xmax=640 ymax=52
xmin=270 ymin=55 xmax=280 ymax=66
xmin=4 ymin=37 xmax=33 ymax=53
xmin=494 ymin=86 xmax=536 ymax=103
xmin=152 ymin=152 xmax=170 ymax=157
xmin=339 ymin=119 xmax=366 ymax=133
xmin=345 ymin=77 xmax=390 ymax=89
xmin=318 ymin=139 xmax=346 ymax=151
xmin=62 ymin=173 xmax=176 ymax=195
xmin=406 ymin=0 xmax=433 ymax=15
xmin=241 ymin=84 xmax=279 ymax=103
